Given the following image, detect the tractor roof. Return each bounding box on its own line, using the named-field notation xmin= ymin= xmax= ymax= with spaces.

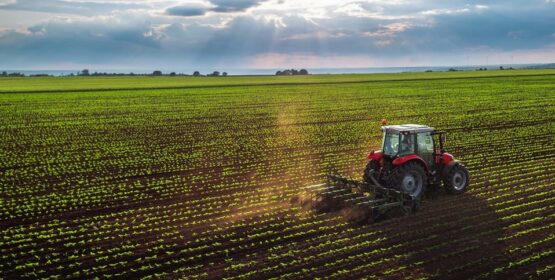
xmin=381 ymin=124 xmax=434 ymax=134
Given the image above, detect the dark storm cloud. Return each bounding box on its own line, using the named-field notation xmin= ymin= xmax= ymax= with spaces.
xmin=210 ymin=0 xmax=266 ymax=12
xmin=166 ymin=0 xmax=268 ymax=17
xmin=166 ymin=5 xmax=208 ymax=17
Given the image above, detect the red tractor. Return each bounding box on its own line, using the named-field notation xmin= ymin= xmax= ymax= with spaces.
xmin=364 ymin=124 xmax=469 ymax=199
xmin=294 ymin=124 xmax=469 ymax=223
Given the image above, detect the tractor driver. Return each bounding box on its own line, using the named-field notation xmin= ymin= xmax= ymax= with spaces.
xmin=399 ymin=134 xmax=413 ymax=155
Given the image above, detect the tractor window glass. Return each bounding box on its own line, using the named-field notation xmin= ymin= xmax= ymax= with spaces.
xmin=382 ymin=133 xmax=399 ymax=156
xmin=417 ymin=132 xmax=434 ymax=153
xmin=399 ymin=134 xmax=415 ymax=156
xmin=417 ymin=132 xmax=435 ymax=166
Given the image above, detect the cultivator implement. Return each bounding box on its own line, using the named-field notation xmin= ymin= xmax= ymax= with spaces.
xmin=292 ymin=173 xmax=419 ymax=224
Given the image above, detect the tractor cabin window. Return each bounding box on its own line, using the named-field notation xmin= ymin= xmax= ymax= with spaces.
xmin=417 ymin=132 xmax=434 ymax=166
xmin=417 ymin=132 xmax=434 ymax=153
xmin=399 ymin=133 xmax=415 ymax=156
xmin=383 ymin=132 xmax=399 ymax=156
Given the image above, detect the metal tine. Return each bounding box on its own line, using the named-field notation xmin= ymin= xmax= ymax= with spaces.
xmin=320 ymin=189 xmax=351 ymax=196
xmin=356 ymin=198 xmax=388 ymax=206
xmin=333 ymin=192 xmax=360 ymax=199
xmin=376 ymin=185 xmax=404 ymax=195
xmin=307 ymin=186 xmax=341 ymax=193
xmin=344 ymin=196 xmax=369 ymax=203
xmin=301 ymin=183 xmax=327 ymax=190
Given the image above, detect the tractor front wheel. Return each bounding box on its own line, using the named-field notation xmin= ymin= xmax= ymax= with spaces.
xmin=444 ymin=163 xmax=469 ymax=194
xmin=388 ymin=161 xmax=427 ymax=199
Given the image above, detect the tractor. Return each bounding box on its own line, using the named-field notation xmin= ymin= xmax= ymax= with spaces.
xmin=293 ymin=124 xmax=469 ymax=224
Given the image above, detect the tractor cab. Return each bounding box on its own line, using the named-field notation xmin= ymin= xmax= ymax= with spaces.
xmin=381 ymin=124 xmax=445 ymax=168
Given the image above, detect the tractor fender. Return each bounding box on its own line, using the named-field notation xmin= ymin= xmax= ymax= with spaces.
xmin=442 ymin=160 xmax=461 ymax=179
xmin=435 ymin=152 xmax=454 ymax=165
xmin=367 ymin=150 xmax=383 ymax=161
xmin=392 ymin=155 xmax=429 ymax=173
xmin=441 ymin=152 xmax=455 ymax=165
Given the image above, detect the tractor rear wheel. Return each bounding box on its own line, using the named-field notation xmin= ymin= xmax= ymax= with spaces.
xmin=444 ymin=163 xmax=469 ymax=194
xmin=363 ymin=160 xmax=380 ymax=184
xmin=388 ymin=161 xmax=427 ymax=199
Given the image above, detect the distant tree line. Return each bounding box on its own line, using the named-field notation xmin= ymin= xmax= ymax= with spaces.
xmin=497 ymin=66 xmax=514 ymax=70
xmin=476 ymin=66 xmax=514 ymax=71
xmin=0 ymin=71 xmax=51 ymax=77
xmin=75 ymin=69 xmax=229 ymax=77
xmin=1 ymin=71 xmax=26 ymax=77
xmin=275 ymin=69 xmax=309 ymax=76
xmin=206 ymin=71 xmax=228 ymax=77
xmin=0 ymin=69 xmax=235 ymax=77
xmin=423 ymin=66 xmax=517 ymax=72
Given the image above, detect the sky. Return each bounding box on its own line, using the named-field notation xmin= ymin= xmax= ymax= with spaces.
xmin=0 ymin=0 xmax=554 ymax=72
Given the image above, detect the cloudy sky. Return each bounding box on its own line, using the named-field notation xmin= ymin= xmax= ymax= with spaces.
xmin=0 ymin=0 xmax=554 ymax=71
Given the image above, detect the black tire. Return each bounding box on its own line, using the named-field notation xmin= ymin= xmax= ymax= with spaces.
xmin=444 ymin=163 xmax=469 ymax=194
xmin=363 ymin=160 xmax=380 ymax=184
xmin=388 ymin=161 xmax=427 ymax=199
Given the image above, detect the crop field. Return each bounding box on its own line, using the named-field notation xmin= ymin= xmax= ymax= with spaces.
xmin=1 ymin=70 xmax=554 ymax=279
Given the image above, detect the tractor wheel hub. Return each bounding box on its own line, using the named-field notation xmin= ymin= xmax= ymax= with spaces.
xmin=453 ymin=171 xmax=467 ymax=190
xmin=398 ymin=169 xmax=424 ymax=197
xmin=402 ymin=174 xmax=421 ymax=195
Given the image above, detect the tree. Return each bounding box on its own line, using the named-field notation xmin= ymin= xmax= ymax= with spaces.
xmin=211 ymin=71 xmax=220 ymax=76
xmin=222 ymin=72 xmax=228 ymax=76
xmin=193 ymin=71 xmax=200 ymax=76
xmin=1 ymin=71 xmax=7 ymax=76
xmin=152 ymin=70 xmax=162 ymax=76
xmin=499 ymin=66 xmax=504 ymax=70
xmin=81 ymin=69 xmax=90 ymax=76
xmin=275 ymin=68 xmax=310 ymax=75
xmin=170 ymin=72 xmax=176 ymax=76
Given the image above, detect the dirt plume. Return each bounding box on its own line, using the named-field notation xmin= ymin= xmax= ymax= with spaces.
xmin=342 ymin=204 xmax=375 ymax=224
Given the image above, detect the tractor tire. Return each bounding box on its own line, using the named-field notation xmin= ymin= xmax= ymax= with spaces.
xmin=444 ymin=163 xmax=469 ymax=194
xmin=388 ymin=161 xmax=427 ymax=199
xmin=363 ymin=160 xmax=380 ymax=184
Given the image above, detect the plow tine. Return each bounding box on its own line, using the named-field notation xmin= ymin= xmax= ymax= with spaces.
xmin=320 ymin=189 xmax=351 ymax=196
xmin=344 ymin=197 xmax=369 ymax=203
xmin=333 ymin=193 xmax=360 ymax=199
xmin=300 ymin=183 xmax=327 ymax=190
xmin=356 ymin=198 xmax=387 ymax=206
xmin=311 ymin=186 xmax=344 ymax=193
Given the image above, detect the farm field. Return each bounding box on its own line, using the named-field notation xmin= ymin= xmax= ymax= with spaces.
xmin=1 ymin=70 xmax=554 ymax=279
